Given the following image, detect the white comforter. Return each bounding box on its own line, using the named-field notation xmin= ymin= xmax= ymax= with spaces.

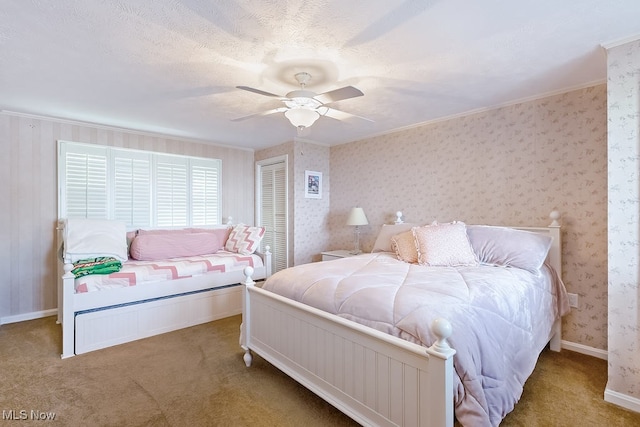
xmin=262 ymin=252 xmax=570 ymax=426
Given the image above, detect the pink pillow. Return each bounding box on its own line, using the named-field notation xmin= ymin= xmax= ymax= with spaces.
xmin=390 ymin=231 xmax=418 ymax=263
xmin=129 ymin=232 xmax=222 ymax=261
xmin=225 ymin=224 xmax=265 ymax=255
xmin=412 ymin=222 xmax=478 ymax=267
xmin=137 ymin=227 xmax=231 ymax=245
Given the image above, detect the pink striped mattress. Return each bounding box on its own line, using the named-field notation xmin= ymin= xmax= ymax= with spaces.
xmin=74 ymin=250 xmax=263 ymax=293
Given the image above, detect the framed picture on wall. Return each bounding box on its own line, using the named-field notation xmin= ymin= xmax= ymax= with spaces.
xmin=305 ymin=170 xmax=322 ymax=199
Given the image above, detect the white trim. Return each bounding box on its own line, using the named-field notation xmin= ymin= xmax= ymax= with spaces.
xmin=0 ymin=110 xmax=254 ymax=152
xmin=561 ymin=340 xmax=608 ymax=360
xmin=334 ymin=79 xmax=606 ymax=147
xmin=0 ymin=309 xmax=57 ymax=325
xmin=605 ymin=386 xmax=640 ymax=414
xmin=601 ymin=33 xmax=640 ymax=49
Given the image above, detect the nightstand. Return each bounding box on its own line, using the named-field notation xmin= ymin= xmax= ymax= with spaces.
xmin=321 ymin=250 xmax=360 ymax=261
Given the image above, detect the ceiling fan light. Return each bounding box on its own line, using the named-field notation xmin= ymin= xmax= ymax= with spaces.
xmin=285 ymin=108 xmax=320 ymax=129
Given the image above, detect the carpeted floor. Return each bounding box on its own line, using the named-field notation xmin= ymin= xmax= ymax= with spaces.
xmin=1 ymin=315 xmax=639 ymax=426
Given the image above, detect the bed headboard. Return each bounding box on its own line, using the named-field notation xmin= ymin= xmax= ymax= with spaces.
xmin=512 ymin=211 xmax=562 ymax=278
xmin=391 ymin=210 xmax=562 ymax=277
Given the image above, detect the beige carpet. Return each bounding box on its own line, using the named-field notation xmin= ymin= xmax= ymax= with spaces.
xmin=1 ymin=315 xmax=639 ymax=426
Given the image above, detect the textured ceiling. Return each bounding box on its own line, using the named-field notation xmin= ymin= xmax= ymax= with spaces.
xmin=1 ymin=1 xmax=639 ymax=150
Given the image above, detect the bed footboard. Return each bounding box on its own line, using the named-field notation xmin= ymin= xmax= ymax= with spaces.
xmin=241 ymin=281 xmax=456 ymax=427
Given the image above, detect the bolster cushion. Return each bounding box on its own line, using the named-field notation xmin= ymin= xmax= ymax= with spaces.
xmin=129 ymin=232 xmax=223 ymax=261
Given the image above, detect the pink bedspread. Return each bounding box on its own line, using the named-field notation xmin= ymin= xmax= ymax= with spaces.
xmin=75 ymin=250 xmax=263 ymax=293
xmin=262 ymin=252 xmax=570 ymax=426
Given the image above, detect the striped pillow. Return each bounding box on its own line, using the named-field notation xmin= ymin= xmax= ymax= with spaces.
xmin=225 ymin=224 xmax=265 ymax=255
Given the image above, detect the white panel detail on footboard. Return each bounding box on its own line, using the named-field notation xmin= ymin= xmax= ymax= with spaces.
xmin=243 ymin=285 xmax=455 ymax=427
xmin=75 ymin=285 xmax=242 ymax=354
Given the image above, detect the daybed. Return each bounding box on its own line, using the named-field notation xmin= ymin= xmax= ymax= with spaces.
xmin=240 ymin=212 xmax=569 ymax=427
xmin=57 ymin=218 xmax=271 ymax=359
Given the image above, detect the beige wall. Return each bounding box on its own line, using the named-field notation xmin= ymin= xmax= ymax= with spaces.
xmin=605 ymin=38 xmax=640 ymax=406
xmin=0 ymin=112 xmax=255 ymax=321
xmin=329 ymin=84 xmax=608 ymax=350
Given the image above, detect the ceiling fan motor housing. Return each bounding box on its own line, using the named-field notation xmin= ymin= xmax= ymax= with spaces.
xmin=285 ymin=90 xmax=322 ymax=109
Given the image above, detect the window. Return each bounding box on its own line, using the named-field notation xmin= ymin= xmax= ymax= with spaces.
xmin=58 ymin=141 xmax=222 ymax=228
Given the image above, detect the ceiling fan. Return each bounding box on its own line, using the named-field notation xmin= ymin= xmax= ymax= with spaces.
xmin=232 ymin=72 xmax=372 ymax=131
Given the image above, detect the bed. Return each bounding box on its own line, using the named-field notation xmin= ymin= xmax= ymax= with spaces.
xmin=57 ymin=218 xmax=271 ymax=359
xmin=240 ymin=212 xmax=569 ymax=427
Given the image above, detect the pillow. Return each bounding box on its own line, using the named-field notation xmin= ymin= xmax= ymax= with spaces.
xmin=138 ymin=227 xmax=232 ymax=246
xmin=412 ymin=222 xmax=478 ymax=267
xmin=371 ymin=223 xmax=416 ymax=253
xmin=186 ymin=227 xmax=232 ymax=243
xmin=466 ymin=225 xmax=552 ymax=273
xmin=224 ymin=224 xmax=265 ymax=255
xmin=64 ymin=218 xmax=128 ymax=263
xmin=129 ymin=232 xmax=222 ymax=261
xmin=390 ymin=230 xmax=418 ymax=263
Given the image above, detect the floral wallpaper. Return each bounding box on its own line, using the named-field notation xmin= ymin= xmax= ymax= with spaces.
xmin=329 ymin=84 xmax=608 ymax=350
xmin=605 ymin=38 xmax=640 ymax=403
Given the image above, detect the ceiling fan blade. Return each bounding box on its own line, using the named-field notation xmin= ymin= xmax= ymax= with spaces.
xmin=313 ymin=86 xmax=364 ymax=104
xmin=236 ymin=86 xmax=285 ymax=99
xmin=231 ymin=107 xmax=287 ymax=122
xmin=320 ymin=107 xmax=373 ymax=122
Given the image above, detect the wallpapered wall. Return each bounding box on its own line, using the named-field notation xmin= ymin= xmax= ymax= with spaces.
xmin=328 ymin=84 xmax=608 ymax=350
xmin=0 ymin=112 xmax=256 ymax=320
xmin=605 ymin=39 xmax=640 ymax=403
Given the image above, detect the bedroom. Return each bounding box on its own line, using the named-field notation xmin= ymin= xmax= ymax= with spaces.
xmin=1 ymin=1 xmax=639 ymax=425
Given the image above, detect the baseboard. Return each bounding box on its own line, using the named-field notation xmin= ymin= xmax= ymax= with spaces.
xmin=0 ymin=309 xmax=57 ymax=325
xmin=561 ymin=340 xmax=608 ymax=360
xmin=605 ymin=386 xmax=640 ymax=414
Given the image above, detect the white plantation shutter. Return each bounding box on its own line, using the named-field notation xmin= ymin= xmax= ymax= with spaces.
xmin=62 ymin=145 xmax=108 ymax=219
xmin=191 ymin=159 xmax=221 ymax=226
xmin=113 ymin=150 xmax=151 ymax=227
xmin=259 ymin=159 xmax=288 ymax=273
xmin=58 ymin=141 xmax=222 ymax=228
xmin=155 ymin=155 xmax=188 ymax=227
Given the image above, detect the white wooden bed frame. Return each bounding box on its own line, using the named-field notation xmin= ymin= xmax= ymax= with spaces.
xmin=57 ymin=221 xmax=272 ymax=359
xmin=240 ymin=213 xmax=563 ymax=427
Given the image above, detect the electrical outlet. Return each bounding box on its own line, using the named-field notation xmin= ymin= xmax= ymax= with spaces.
xmin=567 ymin=293 xmax=578 ymax=308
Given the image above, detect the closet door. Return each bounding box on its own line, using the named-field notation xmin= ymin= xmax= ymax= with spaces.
xmin=257 ymin=157 xmax=288 ymax=274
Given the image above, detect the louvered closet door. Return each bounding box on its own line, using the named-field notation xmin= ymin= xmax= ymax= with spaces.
xmin=258 ymin=160 xmax=288 ymax=273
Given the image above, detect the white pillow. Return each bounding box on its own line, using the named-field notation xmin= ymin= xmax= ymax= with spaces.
xmin=466 ymin=225 xmax=552 ymax=273
xmin=371 ymin=223 xmax=416 ymax=252
xmin=64 ymin=218 xmax=128 ymax=262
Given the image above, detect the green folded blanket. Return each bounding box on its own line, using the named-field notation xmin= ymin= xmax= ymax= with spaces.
xmin=72 ymin=257 xmax=122 ymax=278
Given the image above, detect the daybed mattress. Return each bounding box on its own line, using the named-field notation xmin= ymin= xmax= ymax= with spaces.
xmin=75 ymin=250 xmax=263 ymax=293
xmin=262 ymin=252 xmax=570 ymax=427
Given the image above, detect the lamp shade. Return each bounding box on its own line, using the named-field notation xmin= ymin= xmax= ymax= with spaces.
xmin=346 ymin=207 xmax=369 ymax=226
xmin=284 ymin=108 xmax=320 ymax=129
